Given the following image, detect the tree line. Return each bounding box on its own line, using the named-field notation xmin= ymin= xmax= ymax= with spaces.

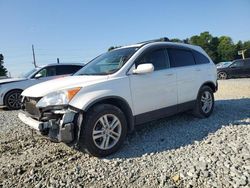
xmin=171 ymin=31 xmax=250 ymax=63
xmin=0 ymin=54 xmax=8 ymax=77
xmin=1 ymin=31 xmax=249 ymax=77
xmin=109 ymin=31 xmax=250 ymax=64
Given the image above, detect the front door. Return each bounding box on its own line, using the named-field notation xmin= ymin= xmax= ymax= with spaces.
xmin=228 ymin=60 xmax=245 ymax=77
xmin=129 ymin=48 xmax=177 ymax=124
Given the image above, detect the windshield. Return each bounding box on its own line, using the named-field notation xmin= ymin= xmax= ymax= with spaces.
xmin=75 ymin=47 xmax=138 ymax=76
xmin=216 ymin=62 xmax=232 ymax=68
xmin=21 ymin=68 xmax=39 ymax=78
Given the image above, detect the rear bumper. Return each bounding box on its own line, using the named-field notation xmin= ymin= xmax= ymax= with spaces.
xmin=18 ymin=110 xmax=76 ymax=143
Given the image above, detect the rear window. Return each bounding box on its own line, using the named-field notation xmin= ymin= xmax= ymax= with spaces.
xmin=193 ymin=51 xmax=210 ymax=64
xmin=168 ymin=49 xmax=196 ymax=67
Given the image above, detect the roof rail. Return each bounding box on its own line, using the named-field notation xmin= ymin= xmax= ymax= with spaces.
xmin=138 ymin=37 xmax=170 ymax=44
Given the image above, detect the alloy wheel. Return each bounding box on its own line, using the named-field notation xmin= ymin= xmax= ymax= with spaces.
xmin=7 ymin=92 xmax=22 ymax=109
xmin=218 ymin=72 xmax=227 ymax=79
xmin=92 ymin=114 xmax=122 ymax=150
xmin=201 ymin=91 xmax=213 ymax=114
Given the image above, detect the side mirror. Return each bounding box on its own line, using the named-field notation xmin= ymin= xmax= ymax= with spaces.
xmin=34 ymin=73 xmax=43 ymax=79
xmin=133 ymin=63 xmax=154 ymax=74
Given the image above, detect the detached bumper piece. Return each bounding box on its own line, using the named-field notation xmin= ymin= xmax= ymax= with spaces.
xmin=18 ymin=110 xmax=76 ymax=143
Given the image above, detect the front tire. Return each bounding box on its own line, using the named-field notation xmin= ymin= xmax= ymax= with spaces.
xmin=193 ymin=86 xmax=214 ymax=118
xmin=79 ymin=104 xmax=127 ymax=157
xmin=4 ymin=90 xmax=22 ymax=110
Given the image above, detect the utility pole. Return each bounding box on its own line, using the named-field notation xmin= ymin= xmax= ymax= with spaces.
xmin=32 ymin=44 xmax=37 ymax=67
xmin=238 ymin=49 xmax=247 ymax=59
xmin=57 ymin=58 xmax=60 ymax=64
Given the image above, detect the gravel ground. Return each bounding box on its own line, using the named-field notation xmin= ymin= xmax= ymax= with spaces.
xmin=0 ymin=79 xmax=250 ymax=188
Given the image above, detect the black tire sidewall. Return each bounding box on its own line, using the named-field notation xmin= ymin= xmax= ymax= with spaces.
xmin=80 ymin=104 xmax=127 ymax=157
xmin=4 ymin=90 xmax=22 ymax=110
xmin=196 ymin=86 xmax=214 ymax=118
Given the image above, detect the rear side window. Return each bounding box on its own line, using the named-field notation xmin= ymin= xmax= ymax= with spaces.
xmin=56 ymin=65 xmax=82 ymax=75
xmin=193 ymin=51 xmax=210 ymax=64
xmin=168 ymin=49 xmax=196 ymax=67
xmin=244 ymin=59 xmax=250 ymax=65
xmin=135 ymin=49 xmax=170 ymax=71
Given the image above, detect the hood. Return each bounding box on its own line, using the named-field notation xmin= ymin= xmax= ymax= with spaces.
xmin=22 ymin=75 xmax=109 ymax=97
xmin=0 ymin=77 xmax=26 ymax=84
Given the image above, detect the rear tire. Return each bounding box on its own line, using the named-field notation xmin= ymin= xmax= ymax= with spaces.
xmin=79 ymin=104 xmax=127 ymax=157
xmin=193 ymin=86 xmax=214 ymax=118
xmin=217 ymin=72 xmax=227 ymax=80
xmin=4 ymin=90 xmax=22 ymax=110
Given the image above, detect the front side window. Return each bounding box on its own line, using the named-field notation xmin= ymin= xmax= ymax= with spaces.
xmin=75 ymin=47 xmax=137 ymax=75
xmin=169 ymin=48 xmax=196 ymax=67
xmin=135 ymin=49 xmax=170 ymax=71
xmin=34 ymin=66 xmax=57 ymax=78
xmin=231 ymin=61 xmax=244 ymax=67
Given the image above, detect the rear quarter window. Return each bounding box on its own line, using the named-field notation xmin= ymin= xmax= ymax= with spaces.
xmin=168 ymin=48 xmax=196 ymax=67
xmin=193 ymin=50 xmax=210 ymax=64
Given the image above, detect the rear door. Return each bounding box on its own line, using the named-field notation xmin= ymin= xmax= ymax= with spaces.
xmin=192 ymin=50 xmax=213 ymax=86
xmin=243 ymin=59 xmax=250 ymax=76
xmin=168 ymin=48 xmax=200 ymax=105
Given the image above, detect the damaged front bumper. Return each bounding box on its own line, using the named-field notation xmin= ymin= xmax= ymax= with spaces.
xmin=18 ymin=108 xmax=77 ymax=143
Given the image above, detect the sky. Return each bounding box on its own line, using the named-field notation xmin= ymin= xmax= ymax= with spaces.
xmin=1 ymin=0 xmax=250 ymax=77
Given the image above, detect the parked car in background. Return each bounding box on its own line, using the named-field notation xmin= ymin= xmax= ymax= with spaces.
xmin=217 ymin=58 xmax=250 ymax=79
xmin=216 ymin=61 xmax=232 ymax=69
xmin=0 ymin=76 xmax=8 ymax=80
xmin=19 ymin=40 xmax=217 ymax=157
xmin=0 ymin=63 xmax=84 ymax=110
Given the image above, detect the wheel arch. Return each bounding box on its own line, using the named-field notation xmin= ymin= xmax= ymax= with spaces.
xmin=3 ymin=89 xmax=23 ymax=105
xmin=198 ymin=81 xmax=217 ymax=94
xmin=84 ymin=96 xmax=135 ymax=132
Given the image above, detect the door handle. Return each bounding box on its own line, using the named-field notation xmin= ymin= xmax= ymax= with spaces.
xmin=165 ymin=73 xmax=173 ymax=76
xmin=195 ymin=68 xmax=201 ymax=71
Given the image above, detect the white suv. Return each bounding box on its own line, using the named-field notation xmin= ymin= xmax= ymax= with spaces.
xmin=18 ymin=40 xmax=217 ymax=157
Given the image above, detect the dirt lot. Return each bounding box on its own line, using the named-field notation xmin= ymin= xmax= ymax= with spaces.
xmin=0 ymin=79 xmax=250 ymax=188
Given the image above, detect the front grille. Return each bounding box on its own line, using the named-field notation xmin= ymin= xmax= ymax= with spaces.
xmin=23 ymin=97 xmax=42 ymax=120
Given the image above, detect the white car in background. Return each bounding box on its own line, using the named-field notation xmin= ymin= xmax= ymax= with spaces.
xmin=19 ymin=40 xmax=217 ymax=157
xmin=0 ymin=63 xmax=83 ymax=110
